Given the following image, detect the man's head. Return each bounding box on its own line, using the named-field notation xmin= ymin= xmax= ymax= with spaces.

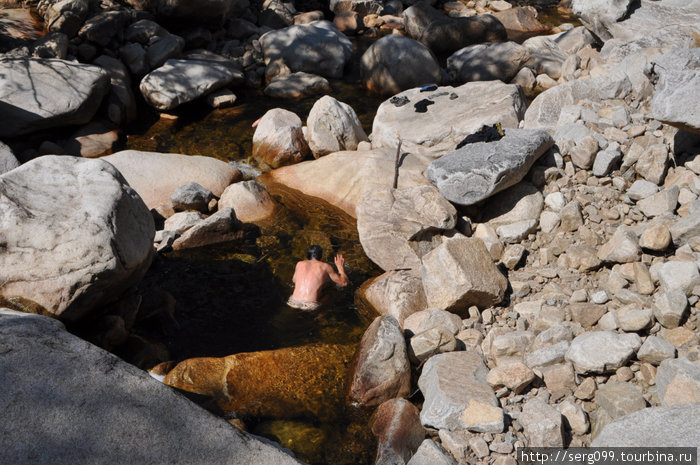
xmin=307 ymin=245 xmax=323 ymax=260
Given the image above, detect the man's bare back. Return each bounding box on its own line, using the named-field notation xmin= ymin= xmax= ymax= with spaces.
xmin=289 ymin=250 xmax=348 ymax=310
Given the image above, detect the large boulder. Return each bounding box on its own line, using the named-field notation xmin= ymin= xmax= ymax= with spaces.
xmin=264 ymin=72 xmax=330 ymax=99
xmin=306 ymin=95 xmax=368 ymax=157
xmin=571 ymin=0 xmax=634 ymax=41
xmin=593 ymin=404 xmax=700 ymax=447
xmin=252 ymin=108 xmax=310 ymax=169
xmin=356 ymin=185 xmax=457 ymax=271
xmin=420 ymin=235 xmax=508 ymax=313
xmin=418 ymin=351 xmax=500 ymax=431
xmin=0 ymin=156 xmax=154 ymax=321
xmin=492 ymin=6 xmax=548 ymax=35
xmin=165 ymin=343 xmax=355 ymax=421
xmin=0 ymin=58 xmax=109 ymax=137
xmin=347 ymin=315 xmax=411 ymax=408
xmin=359 ymin=270 xmax=427 ymax=327
xmin=565 ymin=331 xmax=642 ymax=374
xmin=403 ymin=3 xmax=506 ymax=55
xmin=0 ymin=309 xmax=304 ymax=465
xmin=426 ymin=128 xmax=553 ymax=206
xmin=265 ymin=148 xmax=432 ymax=217
xmin=0 ymin=141 xmax=19 ymax=174
xmin=447 ymin=42 xmax=530 ymax=84
xmin=371 ymin=81 xmax=527 ymax=159
xmin=171 ymin=207 xmax=243 ymax=251
xmin=521 ymin=35 xmax=569 ymax=80
xmin=360 ymin=35 xmax=442 ymax=96
xmin=259 ymin=21 xmax=353 ymax=79
xmin=372 ymin=398 xmax=425 ymax=465
xmin=37 ymin=0 xmax=90 ymax=37
xmin=218 ymin=180 xmax=276 ymax=223
xmin=103 ymin=150 xmax=241 ymax=211
xmin=647 ymin=48 xmax=700 ymax=134
xmin=139 ymin=59 xmax=244 ymax=111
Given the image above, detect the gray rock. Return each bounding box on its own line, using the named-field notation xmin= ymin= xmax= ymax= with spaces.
xmin=635 ymin=144 xmax=668 ymax=185
xmin=92 ymin=55 xmax=137 ymax=126
xmin=348 ymin=315 xmax=411 ymax=407
xmin=670 ymin=206 xmax=700 ymax=247
xmin=407 ymin=440 xmax=457 ymax=465
xmin=251 ymin=108 xmax=310 ymax=169
xmin=525 ymin=341 xmax=569 ymax=368
xmin=421 ymin=235 xmax=508 ymax=313
xmin=522 ymin=35 xmax=569 ymax=80
xmin=637 ymin=186 xmax=679 ymax=218
xmin=565 ymin=331 xmax=642 ymax=374
xmin=447 ymin=41 xmax=530 ymax=84
xmin=0 ymin=310 xmax=304 ymax=465
xmin=330 ymin=0 xmax=383 ymax=16
xmin=572 ymin=0 xmax=633 ymax=40
xmin=627 ymin=179 xmax=659 ymax=201
xmin=0 ymin=156 xmax=154 ymax=321
xmin=125 ymin=19 xmax=168 ymax=44
xmin=483 ymin=182 xmax=544 ymax=228
xmin=559 ymin=200 xmax=584 ymax=232
xmin=218 ymin=180 xmax=275 ymax=223
xmin=597 ymin=227 xmax=641 ymax=264
xmin=656 ymin=357 xmax=700 ymax=406
xmin=593 ymin=404 xmax=700 ymax=447
xmin=260 ymin=21 xmax=352 ymax=79
xmin=403 ymin=308 xmax=462 ymax=337
xmin=264 ymin=72 xmax=330 ymax=99
xmin=361 ymin=270 xmax=427 ymax=327
xmin=648 ymin=48 xmax=700 ymax=134
xmin=78 ymin=10 xmax=129 ymax=47
xmin=0 ymin=141 xmax=19 ymax=174
xmin=119 ymin=42 xmax=148 ymax=76
xmin=306 ymin=95 xmax=367 ymax=157
xmin=520 ymin=398 xmax=564 ymax=447
xmin=486 ymin=360 xmax=535 ymax=394
xmin=360 ymin=34 xmax=442 ymax=96
xmin=617 ymin=305 xmax=653 ymax=332
xmin=595 ymin=381 xmax=647 ymax=420
xmin=592 ymin=148 xmax=622 ymax=177
xmin=206 ymin=88 xmax=237 ymax=108
xmin=418 ymin=351 xmax=498 ymax=431
xmin=163 ymin=211 xmax=206 ymax=235
xmin=657 ymin=261 xmax=700 ymax=297
xmin=0 ymin=58 xmax=109 ymax=137
xmin=357 ymin=185 xmax=457 ymax=271
xmin=426 ymin=129 xmax=553 ymax=206
xmin=410 ymin=327 xmax=458 ymax=363
xmin=637 ymin=336 xmax=676 ymax=365
xmin=39 ymin=0 xmax=89 ymax=37
xmin=171 ymin=182 xmax=214 ymax=213
xmin=171 ymin=207 xmax=241 ymax=251
xmin=370 ymin=81 xmax=527 ymax=159
xmin=146 ymin=34 xmax=185 ymax=70
xmin=140 ymin=59 xmax=242 ymax=111
xmin=653 ymin=289 xmax=689 ymax=328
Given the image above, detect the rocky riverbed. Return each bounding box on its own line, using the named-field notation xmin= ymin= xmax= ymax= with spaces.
xmin=1 ymin=0 xmax=700 ymax=464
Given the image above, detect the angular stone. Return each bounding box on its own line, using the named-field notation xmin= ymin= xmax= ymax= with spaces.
xmin=409 ymin=327 xmax=458 ymax=363
xmin=559 ymin=200 xmax=584 ymax=232
xmin=597 ymin=227 xmax=641 ymax=264
xmin=566 ymin=245 xmax=602 ymax=272
xmin=648 ymin=48 xmax=700 ymax=134
xmin=483 ymin=182 xmax=544 ymax=228
xmin=657 ymin=261 xmax=700 ymax=297
xmin=421 ymin=235 xmax=508 ymax=313
xmin=459 ymin=399 xmax=505 ymax=434
xmin=627 ymin=179 xmax=659 ymax=201
xmin=171 ymin=208 xmax=241 ymax=250
xmin=520 ymin=398 xmax=564 ymax=447
xmin=371 ymin=81 xmax=527 ymax=159
xmin=541 ymin=362 xmax=577 ymax=394
xmin=372 ymin=398 xmax=425 ymax=465
xmin=357 ymin=185 xmax=457 ymax=271
xmin=653 ymin=290 xmax=689 ymax=329
xmin=0 ymin=58 xmax=109 ymax=137
xmin=163 ymin=211 xmax=206 ymax=235
xmin=487 ymin=360 xmax=535 ymax=394
xmin=348 ymin=315 xmax=411 ymax=407
xmin=592 ymin=148 xmax=622 ymax=177
xmin=427 ymin=129 xmax=553 ymax=207
xmin=407 ymin=439 xmax=457 ymax=465
xmin=569 ymin=303 xmax=608 ymax=329
xmin=306 ymin=95 xmax=367 ymax=157
xmin=656 ymin=357 xmax=700 ymax=407
xmin=569 ymin=135 xmax=598 ymax=169
xmin=637 ymin=336 xmax=676 ymax=365
xmin=572 ymin=0 xmax=633 ymax=40
xmin=0 ymin=156 xmax=154 ymax=321
xmin=524 ymin=341 xmax=569 ymax=368
xmin=360 ymin=271 xmax=427 ymax=327
xmin=474 ymin=223 xmax=504 ymax=260
xmin=360 ymin=34 xmax=442 ymax=96
xmin=252 ymin=108 xmax=310 ymax=170
xmin=522 ymin=35 xmax=568 ymax=80
xmin=0 ymin=310 xmax=303 ymax=465
xmin=565 ymin=331 xmax=642 ymax=374
xmin=616 ymin=305 xmax=653 ymax=332
xmin=206 ymin=88 xmax=237 ymax=108
xmin=418 ymin=351 xmax=497 ymax=431
xmin=595 ymin=381 xmax=647 ymax=420
xmin=637 ymin=186 xmax=679 ymax=218
xmin=403 ymin=308 xmax=462 ymax=337
xmin=635 ymin=144 xmax=668 ymax=185
xmin=140 ymin=59 xmax=242 ymax=111
xmin=218 ymin=180 xmax=275 ymax=223
xmin=447 ymin=41 xmax=530 ymax=84
xmin=496 ymin=219 xmax=537 ymax=243
xmin=171 ymin=182 xmax=214 ymax=213
xmin=558 ymin=399 xmax=589 ymax=435
xmin=491 ymin=330 xmax=534 ymax=361
xmin=670 ymin=209 xmax=700 ymax=247
xmin=0 ymin=142 xmax=19 ymax=175
xmin=639 ymin=223 xmax=672 ymax=251
xmin=501 ymin=244 xmax=526 ymax=270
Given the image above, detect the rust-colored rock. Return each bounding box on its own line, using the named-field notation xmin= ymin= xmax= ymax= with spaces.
xmin=372 ymin=398 xmax=425 ymax=465
xmin=164 ymin=343 xmax=355 ymax=421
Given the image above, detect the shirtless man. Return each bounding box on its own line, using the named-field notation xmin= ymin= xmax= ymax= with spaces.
xmin=287 ymin=245 xmax=349 ymax=311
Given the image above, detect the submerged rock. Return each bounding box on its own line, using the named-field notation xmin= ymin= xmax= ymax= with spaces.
xmin=0 ymin=58 xmax=109 ymax=137
xmin=426 ymin=129 xmax=553 ymax=206
xmin=0 ymin=310 xmax=304 ymax=465
xmin=372 ymin=398 xmax=425 ymax=465
xmin=0 ymin=156 xmax=154 ymax=321
xmin=165 ymin=343 xmax=356 ymax=421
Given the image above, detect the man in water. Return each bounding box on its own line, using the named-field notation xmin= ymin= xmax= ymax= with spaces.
xmin=287 ymin=245 xmax=349 ymax=311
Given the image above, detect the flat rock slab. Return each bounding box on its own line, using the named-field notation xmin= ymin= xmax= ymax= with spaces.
xmin=140 ymin=59 xmax=243 ymax=111
xmin=0 ymin=309 xmax=304 ymax=465
xmin=0 ymin=57 xmax=109 ymax=137
xmin=592 ymin=403 xmax=700 ymax=447
xmin=565 ymin=331 xmax=641 ymax=374
xmin=648 ymin=48 xmax=700 ymax=134
xmin=0 ymin=156 xmax=154 ymax=321
xmin=426 ymin=129 xmax=553 ymax=206
xmin=103 ymin=150 xmax=241 ymax=211
xmin=418 ymin=350 xmax=499 ymax=431
xmin=371 ymin=81 xmax=527 ymax=160
xmin=266 ymin=148 xmax=431 ymax=217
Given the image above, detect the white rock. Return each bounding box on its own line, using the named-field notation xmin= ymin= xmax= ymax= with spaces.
xmin=565 ymin=331 xmax=641 ymax=374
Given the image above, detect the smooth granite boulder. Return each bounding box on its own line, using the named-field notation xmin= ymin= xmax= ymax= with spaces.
xmin=252 ymin=108 xmax=310 ymax=169
xmin=447 ymin=42 xmax=530 ymax=84
xmin=306 ymin=95 xmax=368 ymax=157
xmin=426 ymin=129 xmax=553 ymax=206
xmin=0 ymin=156 xmax=154 ymax=321
xmin=0 ymin=58 xmax=109 ymax=137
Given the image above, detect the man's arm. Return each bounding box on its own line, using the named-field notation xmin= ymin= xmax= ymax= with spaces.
xmin=328 ymin=254 xmax=349 ymax=287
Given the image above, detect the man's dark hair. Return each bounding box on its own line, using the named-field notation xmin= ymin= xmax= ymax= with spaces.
xmin=307 ymin=245 xmax=323 ymax=260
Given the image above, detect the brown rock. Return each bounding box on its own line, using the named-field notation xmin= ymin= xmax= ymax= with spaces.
xmin=372 ymin=398 xmax=425 ymax=465
xmin=358 ymin=270 xmax=427 ymax=327
xmin=569 ymin=303 xmax=607 ymax=329
xmin=486 ymin=360 xmax=535 ymax=394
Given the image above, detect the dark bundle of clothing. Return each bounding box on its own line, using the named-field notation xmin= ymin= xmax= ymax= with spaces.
xmin=455 ymin=123 xmax=505 ymax=149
